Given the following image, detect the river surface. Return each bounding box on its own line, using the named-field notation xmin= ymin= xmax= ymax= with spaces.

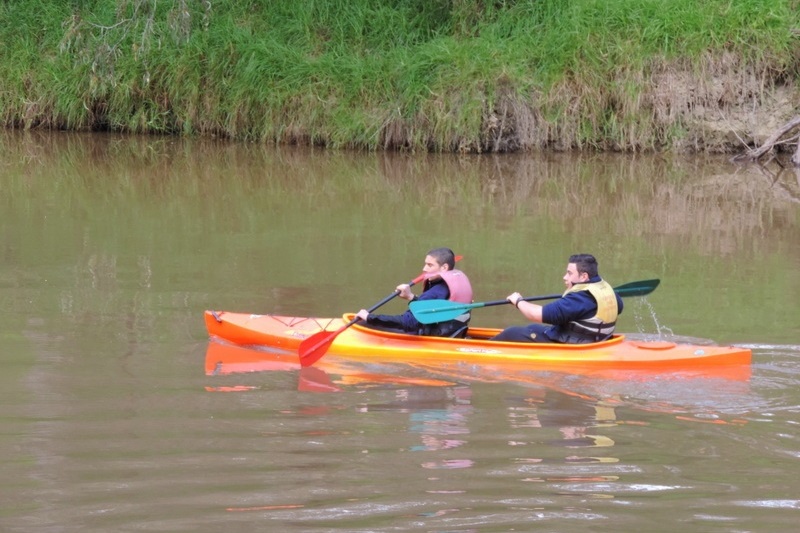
xmin=1 ymin=130 xmax=799 ymax=532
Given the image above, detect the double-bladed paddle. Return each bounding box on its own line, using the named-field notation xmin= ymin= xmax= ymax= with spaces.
xmin=409 ymin=278 xmax=660 ymax=325
xmin=298 ymin=255 xmax=463 ymax=367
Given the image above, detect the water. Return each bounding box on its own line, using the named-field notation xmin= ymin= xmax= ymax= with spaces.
xmin=1 ymin=130 xmax=799 ymax=532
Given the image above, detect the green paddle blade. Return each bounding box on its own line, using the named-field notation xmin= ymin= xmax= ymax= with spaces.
xmin=613 ymin=279 xmax=660 ymax=297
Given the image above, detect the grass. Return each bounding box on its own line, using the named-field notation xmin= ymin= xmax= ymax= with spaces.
xmin=1 ymin=0 xmax=799 ymax=152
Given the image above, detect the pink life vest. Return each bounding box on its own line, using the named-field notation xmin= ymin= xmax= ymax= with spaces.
xmin=425 ymin=269 xmax=473 ymax=303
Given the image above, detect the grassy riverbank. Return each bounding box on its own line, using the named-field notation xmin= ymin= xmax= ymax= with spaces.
xmin=2 ymin=0 xmax=798 ymax=152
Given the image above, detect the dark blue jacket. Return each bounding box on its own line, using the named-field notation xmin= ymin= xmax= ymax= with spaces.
xmin=366 ymin=279 xmax=450 ymax=333
xmin=540 ymin=276 xmax=623 ymax=341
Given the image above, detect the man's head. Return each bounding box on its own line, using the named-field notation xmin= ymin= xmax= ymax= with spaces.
xmin=423 ymin=247 xmax=456 ymax=277
xmin=564 ymin=253 xmax=598 ymax=287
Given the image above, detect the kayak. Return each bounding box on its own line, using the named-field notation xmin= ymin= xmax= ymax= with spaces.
xmin=203 ymin=310 xmax=752 ymax=370
xmin=205 ymin=337 xmax=752 ymax=386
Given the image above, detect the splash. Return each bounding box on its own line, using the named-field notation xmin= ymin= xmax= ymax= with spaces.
xmin=631 ymin=298 xmax=673 ymax=339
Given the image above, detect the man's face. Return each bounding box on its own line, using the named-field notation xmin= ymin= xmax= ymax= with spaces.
xmin=563 ymin=262 xmax=588 ymax=288
xmin=422 ymin=254 xmax=448 ymax=279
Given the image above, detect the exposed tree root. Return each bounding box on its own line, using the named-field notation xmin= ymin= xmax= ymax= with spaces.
xmin=733 ymin=116 xmax=800 ymax=166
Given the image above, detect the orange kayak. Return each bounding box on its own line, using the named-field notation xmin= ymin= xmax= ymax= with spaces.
xmin=204 ymin=310 xmax=752 ymax=371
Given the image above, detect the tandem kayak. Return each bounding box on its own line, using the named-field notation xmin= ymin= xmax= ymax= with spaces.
xmin=204 ymin=310 xmax=752 ymax=370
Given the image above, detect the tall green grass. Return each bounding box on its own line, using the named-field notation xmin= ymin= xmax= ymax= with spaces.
xmin=1 ymin=0 xmax=798 ymax=152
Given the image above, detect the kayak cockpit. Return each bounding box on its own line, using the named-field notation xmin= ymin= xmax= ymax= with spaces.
xmin=343 ymin=313 xmax=625 ymax=349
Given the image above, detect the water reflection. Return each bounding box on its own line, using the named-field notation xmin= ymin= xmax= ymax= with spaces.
xmin=3 ymin=130 xmax=797 ymax=253
xmin=204 ymin=339 xmax=754 ymax=419
xmin=203 ymin=339 xmax=760 ymax=497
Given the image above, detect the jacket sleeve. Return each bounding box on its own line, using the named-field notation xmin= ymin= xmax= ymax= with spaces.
xmin=366 ymin=313 xmax=406 ymax=329
xmin=400 ymin=282 xmax=451 ymax=331
xmin=541 ymin=293 xmax=595 ymax=325
xmin=369 ymin=283 xmax=451 ymax=333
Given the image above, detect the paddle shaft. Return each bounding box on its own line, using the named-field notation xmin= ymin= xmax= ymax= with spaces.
xmin=409 ymin=294 xmax=559 ymax=324
xmin=330 ymin=275 xmax=426 ymax=335
xmin=298 ymin=272 xmax=426 ymax=366
xmin=409 ymin=278 xmax=660 ymax=324
xmin=298 ymin=255 xmax=463 ymax=367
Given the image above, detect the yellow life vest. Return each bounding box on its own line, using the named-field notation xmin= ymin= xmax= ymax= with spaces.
xmin=561 ymin=279 xmax=619 ymax=341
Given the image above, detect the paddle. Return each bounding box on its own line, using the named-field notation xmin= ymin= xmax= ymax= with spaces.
xmin=298 ymin=255 xmax=463 ymax=367
xmin=409 ymin=278 xmax=660 ymax=325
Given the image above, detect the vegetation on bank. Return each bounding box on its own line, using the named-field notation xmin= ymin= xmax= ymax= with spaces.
xmin=1 ymin=0 xmax=799 ymax=152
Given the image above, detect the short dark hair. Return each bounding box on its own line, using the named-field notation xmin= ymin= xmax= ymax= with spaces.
xmin=427 ymin=247 xmax=456 ymax=269
xmin=569 ymin=254 xmax=598 ymax=278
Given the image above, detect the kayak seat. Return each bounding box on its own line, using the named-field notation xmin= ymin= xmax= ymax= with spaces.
xmin=448 ymin=325 xmax=469 ymax=339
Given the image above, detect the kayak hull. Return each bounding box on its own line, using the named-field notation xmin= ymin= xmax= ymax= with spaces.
xmin=204 ymin=310 xmax=752 ymax=370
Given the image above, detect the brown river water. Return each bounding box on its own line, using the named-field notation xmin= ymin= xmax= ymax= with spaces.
xmin=1 ymin=130 xmax=799 ymax=532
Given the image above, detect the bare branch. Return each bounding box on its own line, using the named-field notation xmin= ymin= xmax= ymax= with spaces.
xmin=733 ymin=115 xmax=800 ymax=164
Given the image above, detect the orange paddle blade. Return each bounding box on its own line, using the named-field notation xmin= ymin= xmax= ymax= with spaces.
xmin=298 ymin=325 xmax=349 ymax=367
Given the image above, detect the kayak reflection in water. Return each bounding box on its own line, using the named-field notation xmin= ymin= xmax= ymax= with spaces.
xmin=492 ymin=253 xmax=623 ymax=344
xmin=356 ymin=247 xmax=473 ymax=338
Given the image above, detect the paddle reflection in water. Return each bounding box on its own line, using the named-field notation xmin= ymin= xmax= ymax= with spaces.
xmin=205 ymin=341 xmax=459 ymax=390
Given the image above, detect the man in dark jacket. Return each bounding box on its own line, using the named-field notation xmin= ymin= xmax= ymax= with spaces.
xmin=491 ymin=254 xmax=623 ymax=343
